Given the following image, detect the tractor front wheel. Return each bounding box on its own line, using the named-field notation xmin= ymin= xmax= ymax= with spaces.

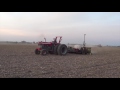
xmin=35 ymin=49 xmax=40 ymax=55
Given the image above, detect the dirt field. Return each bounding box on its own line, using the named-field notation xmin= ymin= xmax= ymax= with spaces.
xmin=0 ymin=44 xmax=120 ymax=78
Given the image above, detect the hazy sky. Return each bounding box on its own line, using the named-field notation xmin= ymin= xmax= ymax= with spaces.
xmin=0 ymin=12 xmax=120 ymax=46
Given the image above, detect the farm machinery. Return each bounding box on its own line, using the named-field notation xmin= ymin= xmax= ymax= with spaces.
xmin=35 ymin=36 xmax=68 ymax=55
xmin=67 ymin=34 xmax=92 ymax=55
xmin=67 ymin=44 xmax=92 ymax=55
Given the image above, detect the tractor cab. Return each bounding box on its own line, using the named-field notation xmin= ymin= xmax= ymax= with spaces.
xmin=52 ymin=38 xmax=57 ymax=44
xmin=52 ymin=36 xmax=62 ymax=44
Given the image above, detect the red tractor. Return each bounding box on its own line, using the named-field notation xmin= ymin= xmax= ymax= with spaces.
xmin=35 ymin=36 xmax=68 ymax=56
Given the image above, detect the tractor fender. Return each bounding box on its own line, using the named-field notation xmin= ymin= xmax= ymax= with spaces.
xmin=36 ymin=48 xmax=41 ymax=51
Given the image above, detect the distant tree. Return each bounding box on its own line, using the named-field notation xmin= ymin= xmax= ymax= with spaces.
xmin=33 ymin=41 xmax=35 ymax=44
xmin=98 ymin=44 xmax=102 ymax=47
xmin=21 ymin=41 xmax=26 ymax=43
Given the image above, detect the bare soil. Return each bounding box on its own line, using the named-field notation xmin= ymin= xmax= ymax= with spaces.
xmin=0 ymin=44 xmax=120 ymax=78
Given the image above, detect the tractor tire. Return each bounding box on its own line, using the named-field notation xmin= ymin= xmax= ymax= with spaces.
xmin=54 ymin=45 xmax=59 ymax=55
xmin=41 ymin=49 xmax=47 ymax=56
xmin=35 ymin=49 xmax=40 ymax=55
xmin=57 ymin=44 xmax=68 ymax=55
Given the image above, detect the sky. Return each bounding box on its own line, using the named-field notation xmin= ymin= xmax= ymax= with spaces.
xmin=0 ymin=12 xmax=120 ymax=46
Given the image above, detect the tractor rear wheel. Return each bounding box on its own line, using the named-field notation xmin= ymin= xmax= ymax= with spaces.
xmin=57 ymin=44 xmax=68 ymax=55
xmin=54 ymin=45 xmax=59 ymax=55
xmin=41 ymin=49 xmax=47 ymax=55
xmin=35 ymin=49 xmax=40 ymax=55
